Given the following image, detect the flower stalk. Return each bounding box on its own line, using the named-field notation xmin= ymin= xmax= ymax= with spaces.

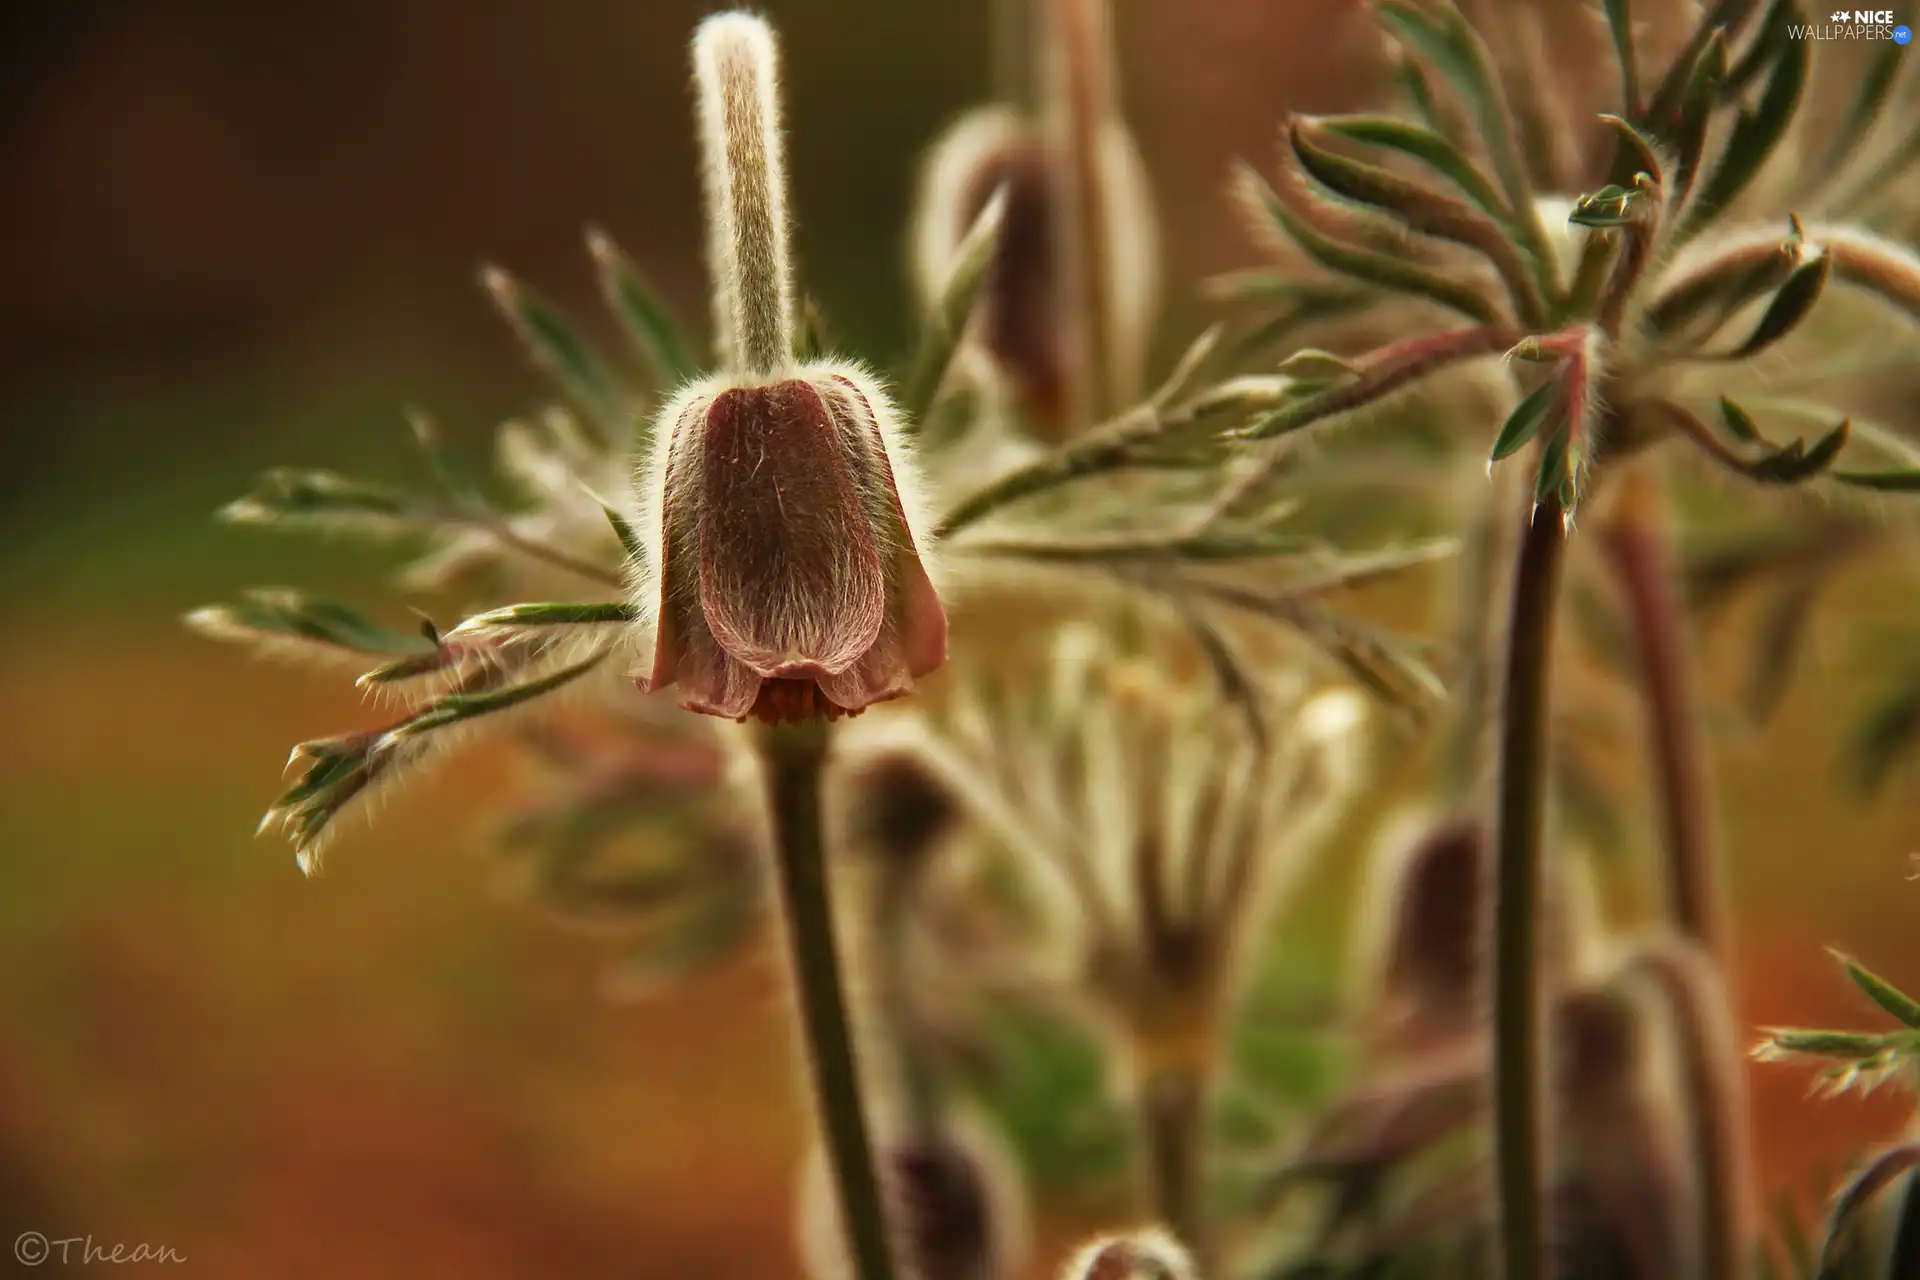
xmin=759 ymin=719 xmax=900 ymax=1280
xmin=1138 ymin=1068 xmax=1208 ymax=1268
xmin=1490 ymin=486 xmax=1572 ymax=1280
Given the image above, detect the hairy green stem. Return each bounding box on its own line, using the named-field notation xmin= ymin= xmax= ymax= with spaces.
xmin=993 ymin=0 xmax=1037 ymax=110
xmin=1048 ymin=0 xmax=1121 ymax=430
xmin=758 ymin=721 xmax=899 ymax=1280
xmin=1491 ymin=490 xmax=1571 ymax=1280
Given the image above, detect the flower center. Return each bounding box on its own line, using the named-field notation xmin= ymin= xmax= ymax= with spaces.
xmin=744 ymin=677 xmax=867 ymax=726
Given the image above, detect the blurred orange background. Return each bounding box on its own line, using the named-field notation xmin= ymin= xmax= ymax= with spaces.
xmin=0 ymin=1 xmax=1913 ymax=1275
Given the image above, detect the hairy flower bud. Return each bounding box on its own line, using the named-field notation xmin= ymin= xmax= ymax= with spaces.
xmin=1059 ymin=1228 xmax=1195 ymax=1280
xmin=1552 ymin=984 xmax=1700 ymax=1280
xmin=1353 ymin=808 xmax=1602 ymax=1055
xmin=915 ymin=108 xmax=1072 ymax=428
xmin=840 ymin=729 xmax=966 ymax=875
xmin=1364 ymin=815 xmax=1485 ymax=1052
xmin=629 ymin=14 xmax=947 ymax=726
xmin=911 ymin=0 xmax=1158 ymax=440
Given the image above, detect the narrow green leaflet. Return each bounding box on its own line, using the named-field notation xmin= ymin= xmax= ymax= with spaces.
xmin=1747 ymin=420 xmax=1849 ymax=485
xmin=603 ymin=504 xmax=644 ymax=561
xmin=1762 ymin=1029 xmax=1900 ymax=1059
xmin=407 ymin=409 xmax=491 ymax=511
xmin=1722 ymin=0 xmax=1793 ymax=98
xmin=1742 ymin=576 xmax=1819 ymax=722
xmin=1394 ymin=49 xmax=1447 ymax=136
xmin=1720 ymin=396 xmax=1763 ymax=443
xmin=586 ymin=227 xmax=700 ymax=388
xmin=1726 ymin=252 xmax=1831 ymax=359
xmin=1274 ymin=348 xmax=1359 ymax=382
xmin=1235 ymin=163 xmax=1500 ymax=324
xmin=1850 ymin=677 xmax=1920 ymax=794
xmin=395 ymin=650 xmax=613 ymax=739
xmin=1315 ymin=114 xmax=1507 ymax=217
xmin=1640 ymin=0 xmax=1748 ymax=130
xmin=218 ymin=468 xmax=432 ymax=531
xmin=1682 ymin=21 xmax=1808 ymax=236
xmin=899 ymin=186 xmax=1007 ymax=426
xmin=187 ymin=590 xmax=439 ymax=657
xmin=1533 ymin=425 xmax=1570 ymax=507
xmin=1490 ymin=378 xmax=1561 ymax=462
xmin=1834 ymin=953 xmax=1920 ymax=1031
xmin=1833 ymin=468 xmax=1920 ymax=493
xmin=456 ymin=601 xmax=638 ymax=630
xmin=1667 ymin=31 xmax=1730 ymax=202
xmin=483 ymin=266 xmax=624 ymax=442
xmin=1374 ymin=2 xmax=1532 ymax=224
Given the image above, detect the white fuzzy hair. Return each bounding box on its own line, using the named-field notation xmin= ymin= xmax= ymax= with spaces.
xmin=625 ymin=360 xmax=946 ymax=672
xmin=627 ymin=378 xmax=718 ymax=662
xmin=694 ymin=12 xmax=794 ymax=378
xmin=910 ymin=102 xmax=1160 ymax=417
xmin=911 ymin=105 xmax=1028 ymax=308
xmin=1059 ymin=1227 xmax=1196 ymax=1280
xmin=921 ymin=625 xmax=1368 ymax=998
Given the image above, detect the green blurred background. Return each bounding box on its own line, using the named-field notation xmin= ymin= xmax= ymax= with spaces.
xmin=0 ymin=1 xmax=1913 ymax=1275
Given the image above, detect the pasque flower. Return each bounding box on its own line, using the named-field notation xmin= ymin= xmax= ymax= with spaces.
xmin=630 ymin=14 xmax=947 ymax=727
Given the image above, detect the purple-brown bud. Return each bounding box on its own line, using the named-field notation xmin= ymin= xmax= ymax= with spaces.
xmin=916 ymin=110 xmax=1071 ymax=428
xmin=796 ymin=1114 xmax=1031 ymax=1280
xmin=632 ymin=365 xmax=946 ymax=726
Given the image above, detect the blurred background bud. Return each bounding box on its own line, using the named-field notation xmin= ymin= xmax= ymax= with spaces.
xmin=1552 ymin=980 xmax=1700 ymax=1280
xmin=796 ymin=1108 xmax=1031 ymax=1280
xmin=911 ymin=0 xmax=1159 ymax=443
xmin=1057 ymin=1227 xmax=1195 ymax=1280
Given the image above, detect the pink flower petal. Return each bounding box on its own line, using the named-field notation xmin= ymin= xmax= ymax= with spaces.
xmin=669 ymin=635 xmax=765 ymax=719
xmin=697 ymin=380 xmax=886 ymax=676
xmin=635 ymin=395 xmax=706 ymax=697
xmin=825 ymin=375 xmax=948 ymax=679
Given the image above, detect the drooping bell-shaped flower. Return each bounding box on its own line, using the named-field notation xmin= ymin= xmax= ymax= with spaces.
xmin=629 ymin=14 xmax=947 ymax=726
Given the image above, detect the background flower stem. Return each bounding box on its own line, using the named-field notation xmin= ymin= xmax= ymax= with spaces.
xmin=758 ymin=720 xmax=900 ymax=1280
xmin=1491 ymin=489 xmax=1571 ymax=1280
xmin=1138 ymin=1067 xmax=1208 ymax=1269
xmin=1600 ymin=467 xmax=1727 ymax=958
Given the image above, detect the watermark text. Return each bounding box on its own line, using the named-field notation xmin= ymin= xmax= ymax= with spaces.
xmin=13 ymin=1233 xmax=187 ymax=1267
xmin=1788 ymin=11 xmax=1913 ymax=39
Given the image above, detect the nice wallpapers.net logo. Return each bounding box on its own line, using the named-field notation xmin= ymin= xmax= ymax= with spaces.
xmin=1792 ymin=9 xmax=1915 ymax=39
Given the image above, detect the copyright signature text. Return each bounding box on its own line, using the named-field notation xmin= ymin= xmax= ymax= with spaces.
xmin=13 ymin=1233 xmax=186 ymax=1267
